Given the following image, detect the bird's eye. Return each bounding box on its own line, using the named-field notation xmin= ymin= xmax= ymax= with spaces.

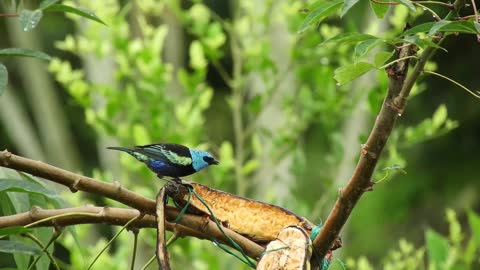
xmin=203 ymin=156 xmax=213 ymax=162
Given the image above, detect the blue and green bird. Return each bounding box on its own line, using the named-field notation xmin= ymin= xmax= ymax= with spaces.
xmin=107 ymin=143 xmax=219 ymax=178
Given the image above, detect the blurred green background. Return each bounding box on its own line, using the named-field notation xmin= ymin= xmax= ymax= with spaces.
xmin=0 ymin=0 xmax=479 ymax=269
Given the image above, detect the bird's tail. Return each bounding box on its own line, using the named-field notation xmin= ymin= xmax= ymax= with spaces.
xmin=107 ymin=146 xmax=136 ymax=155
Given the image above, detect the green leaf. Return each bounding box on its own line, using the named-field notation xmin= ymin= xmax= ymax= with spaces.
xmin=468 ymin=210 xmax=480 ymax=245
xmin=403 ymin=21 xmax=479 ymax=36
xmin=432 ymin=104 xmax=447 ymax=129
xmin=0 ymin=240 xmax=41 ymax=255
xmin=242 ymin=159 xmax=259 ymax=175
xmin=370 ymin=0 xmax=389 ymax=18
xmin=44 ymin=4 xmax=106 ymax=25
xmin=298 ymin=0 xmax=343 ymax=33
xmin=323 ymin=32 xmax=379 ymax=46
xmin=403 ymin=22 xmax=436 ymax=36
xmin=0 ymin=227 xmax=32 ymax=237
xmin=39 ymin=0 xmax=60 ymax=9
xmin=398 ymin=0 xmax=416 ymax=12
xmin=0 ymin=64 xmax=7 ymax=96
xmin=428 ymin=20 xmax=450 ymax=36
xmin=0 ymin=48 xmax=51 ymax=61
xmin=426 ymin=229 xmax=449 ymax=269
xmin=341 ymin=0 xmax=360 ymax=17
xmin=189 ymin=41 xmax=207 ymax=70
xmin=436 ymin=20 xmax=479 ymax=35
xmin=0 ymin=179 xmax=60 ymax=200
xmin=334 ymin=62 xmax=374 ymax=85
xmin=248 ymin=95 xmax=263 ymax=115
xmin=475 ymin=22 xmax=480 ymax=34
xmin=374 ymin=51 xmax=393 ymax=67
xmin=354 ymin=39 xmax=381 ymax=59
xmin=19 ymin=9 xmax=43 ymax=32
xmin=402 ymin=36 xmax=447 ymax=51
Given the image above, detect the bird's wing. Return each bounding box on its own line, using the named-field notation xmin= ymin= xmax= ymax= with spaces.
xmin=136 ymin=144 xmax=193 ymax=166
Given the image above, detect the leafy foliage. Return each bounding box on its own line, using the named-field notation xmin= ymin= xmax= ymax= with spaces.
xmin=1 ymin=0 xmax=479 ymax=269
xmin=345 ymin=209 xmax=480 ymax=270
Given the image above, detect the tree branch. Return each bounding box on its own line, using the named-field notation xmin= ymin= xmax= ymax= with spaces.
xmin=0 ymin=150 xmax=264 ymax=260
xmin=311 ymin=0 xmax=466 ymax=259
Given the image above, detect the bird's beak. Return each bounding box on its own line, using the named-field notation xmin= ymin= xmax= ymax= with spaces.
xmin=212 ymin=159 xmax=219 ymax=165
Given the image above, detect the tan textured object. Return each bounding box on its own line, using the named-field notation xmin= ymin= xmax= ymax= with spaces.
xmin=256 ymin=226 xmax=311 ymax=270
xmin=168 ymin=182 xmax=314 ymax=242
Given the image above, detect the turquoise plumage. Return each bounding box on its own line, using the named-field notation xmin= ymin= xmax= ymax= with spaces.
xmin=108 ymin=143 xmax=219 ymax=178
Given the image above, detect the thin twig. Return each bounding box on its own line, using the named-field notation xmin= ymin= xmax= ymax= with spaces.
xmin=140 ymin=255 xmax=156 ymax=270
xmin=24 ymin=232 xmax=60 ymax=270
xmin=156 ymin=188 xmax=171 ymax=270
xmin=0 ymin=13 xmax=19 ymax=17
xmin=87 ymin=214 xmax=141 ymax=270
xmin=415 ymin=3 xmax=441 ymax=21
xmin=423 ymin=70 xmax=480 ymax=99
xmin=26 ymin=228 xmax=63 ymax=270
xmin=130 ymin=229 xmax=139 ymax=270
xmin=370 ymin=0 xmax=454 ymax=8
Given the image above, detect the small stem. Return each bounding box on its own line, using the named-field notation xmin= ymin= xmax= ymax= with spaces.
xmin=379 ymin=55 xmax=419 ymax=69
xmin=423 ymin=70 xmax=480 ymax=99
xmin=26 ymin=228 xmax=63 ymax=270
xmin=230 ymin=1 xmax=247 ymax=196
xmin=415 ymin=3 xmax=441 ymax=21
xmin=87 ymin=215 xmax=141 ymax=270
xmin=212 ymin=60 xmax=233 ymax=87
xmin=0 ymin=13 xmax=19 ymax=17
xmin=25 ymin=212 xmax=99 ymax=228
xmin=140 ymin=255 xmax=156 ymax=270
xmin=24 ymin=232 xmax=60 ymax=270
xmin=370 ymin=0 xmax=454 ymax=8
xmin=130 ymin=229 xmax=139 ymax=270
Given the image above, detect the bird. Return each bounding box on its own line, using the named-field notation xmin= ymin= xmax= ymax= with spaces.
xmin=107 ymin=143 xmax=219 ymax=179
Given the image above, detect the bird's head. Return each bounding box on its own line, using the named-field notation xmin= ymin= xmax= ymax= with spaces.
xmin=189 ymin=149 xmax=219 ymax=172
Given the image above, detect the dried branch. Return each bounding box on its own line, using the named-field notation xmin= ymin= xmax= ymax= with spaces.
xmin=311 ymin=0 xmax=466 ymax=261
xmin=156 ymin=188 xmax=171 ymax=270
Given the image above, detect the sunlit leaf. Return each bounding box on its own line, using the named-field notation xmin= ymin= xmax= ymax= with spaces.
xmin=432 ymin=104 xmax=447 ymax=129
xmin=0 ymin=240 xmax=41 ymax=255
xmin=426 ymin=229 xmax=449 ymax=269
xmin=370 ymin=0 xmax=389 ymax=18
xmin=322 ymin=32 xmax=379 ymax=46
xmin=374 ymin=51 xmax=394 ymax=67
xmin=44 ymin=4 xmax=106 ymax=25
xmin=468 ymin=210 xmax=480 ymax=245
xmin=0 ymin=48 xmax=51 ymax=61
xmin=19 ymin=9 xmax=43 ymax=32
xmin=334 ymin=62 xmax=374 ymax=85
xmin=398 ymin=0 xmax=416 ymax=12
xmin=298 ymin=0 xmax=343 ymax=33
xmin=354 ymin=39 xmax=381 ymax=59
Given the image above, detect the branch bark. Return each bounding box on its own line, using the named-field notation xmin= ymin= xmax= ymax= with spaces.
xmin=311 ymin=0 xmax=466 ymax=260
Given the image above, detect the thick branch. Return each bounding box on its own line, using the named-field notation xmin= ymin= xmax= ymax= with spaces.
xmin=0 ymin=151 xmax=264 ymax=259
xmin=310 ymin=15 xmax=461 ymax=259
